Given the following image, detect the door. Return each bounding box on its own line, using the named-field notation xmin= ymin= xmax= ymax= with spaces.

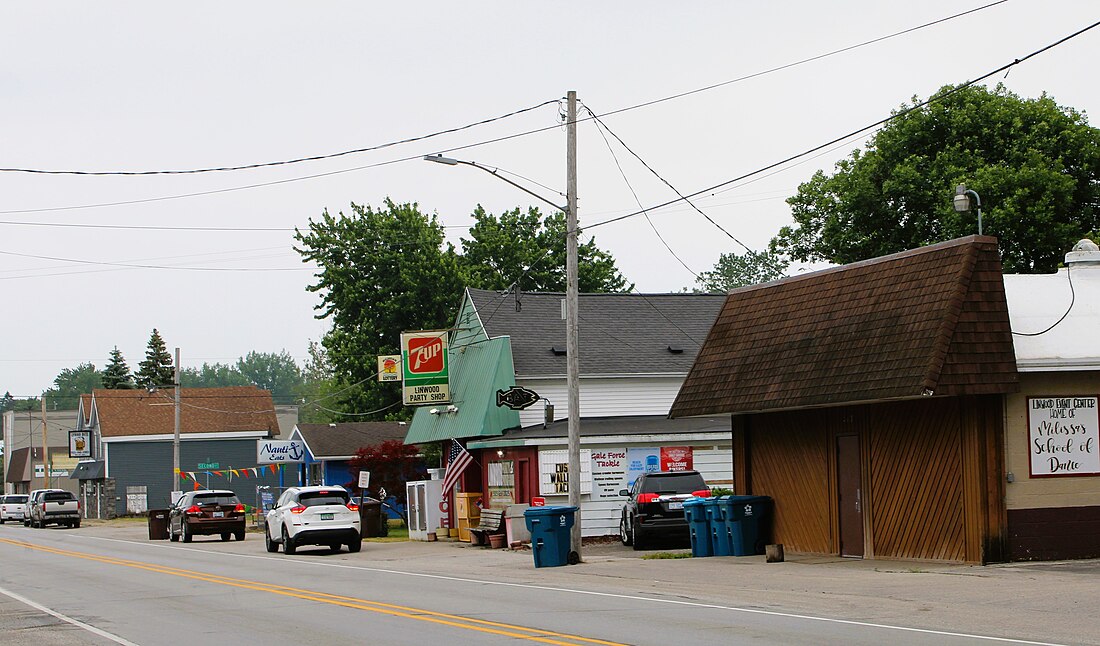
xmin=836 ymin=434 xmax=864 ymax=558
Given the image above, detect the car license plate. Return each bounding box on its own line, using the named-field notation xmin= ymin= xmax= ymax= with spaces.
xmin=213 ymin=511 xmax=224 ymax=518
xmin=320 ymin=513 xmax=334 ymax=520
xmin=668 ymin=501 xmax=683 ymax=510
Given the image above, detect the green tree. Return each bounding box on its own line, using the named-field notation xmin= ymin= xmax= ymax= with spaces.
xmin=42 ymin=363 xmax=103 ymax=409
xmin=294 ymin=199 xmax=464 ymax=417
xmin=101 ymin=346 xmax=136 ymax=389
xmin=1 ymin=391 xmax=15 ymax=413
xmin=773 ymin=84 xmax=1100 ymax=274
xmin=135 ymin=328 xmax=175 ymax=388
xmin=346 ymin=439 xmax=426 ymax=528
xmin=694 ymin=249 xmax=789 ymax=292
xmin=180 ymin=363 xmax=251 ymax=389
xmin=459 ymin=205 xmax=630 ymax=292
xmin=236 ymin=350 xmax=303 ymax=405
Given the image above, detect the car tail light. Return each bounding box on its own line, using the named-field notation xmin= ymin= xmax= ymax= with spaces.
xmin=290 ymin=505 xmax=307 ymax=514
xmin=185 ymin=505 xmax=202 ymax=515
xmin=233 ymin=504 xmax=245 ymax=513
xmin=636 ymin=493 xmax=659 ymax=504
xmin=692 ymin=489 xmax=711 ymax=498
xmin=346 ymin=502 xmax=359 ymax=512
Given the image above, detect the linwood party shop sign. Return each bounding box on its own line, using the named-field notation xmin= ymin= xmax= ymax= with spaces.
xmin=401 ymin=331 xmax=451 ymax=406
xmin=1028 ymin=396 xmax=1099 ymax=477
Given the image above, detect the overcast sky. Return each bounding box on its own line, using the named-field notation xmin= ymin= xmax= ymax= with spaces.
xmin=2 ymin=1 xmax=1096 ymax=399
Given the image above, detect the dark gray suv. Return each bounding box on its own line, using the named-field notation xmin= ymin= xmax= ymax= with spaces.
xmin=619 ymin=470 xmax=709 ymax=550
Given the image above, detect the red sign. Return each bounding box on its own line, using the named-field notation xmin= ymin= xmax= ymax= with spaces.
xmin=531 ymin=497 xmax=546 ymax=507
xmin=408 ymin=336 xmax=445 ymax=373
xmin=660 ymin=446 xmax=694 ymax=472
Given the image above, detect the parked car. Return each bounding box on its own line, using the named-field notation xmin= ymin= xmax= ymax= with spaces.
xmin=0 ymin=494 xmax=29 ymax=524
xmin=168 ymin=490 xmax=247 ymax=543
xmin=26 ymin=489 xmax=81 ymax=528
xmin=619 ymin=470 xmax=710 ymax=550
xmin=265 ymin=485 xmax=361 ymax=554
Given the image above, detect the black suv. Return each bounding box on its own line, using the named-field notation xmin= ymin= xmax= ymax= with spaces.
xmin=619 ymin=470 xmax=709 ymax=550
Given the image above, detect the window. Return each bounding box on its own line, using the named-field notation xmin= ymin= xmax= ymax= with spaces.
xmin=299 ymin=491 xmax=349 ymax=507
xmin=192 ymin=493 xmax=240 ymax=506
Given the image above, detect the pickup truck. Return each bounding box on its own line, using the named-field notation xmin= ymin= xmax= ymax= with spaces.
xmin=27 ymin=489 xmax=81 ymax=529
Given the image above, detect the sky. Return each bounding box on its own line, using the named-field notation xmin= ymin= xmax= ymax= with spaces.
xmin=2 ymin=1 xmax=1097 ymax=399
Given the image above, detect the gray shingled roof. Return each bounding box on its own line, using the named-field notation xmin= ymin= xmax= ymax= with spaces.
xmin=295 ymin=422 xmax=410 ymax=459
xmin=467 ymin=289 xmax=726 ymax=377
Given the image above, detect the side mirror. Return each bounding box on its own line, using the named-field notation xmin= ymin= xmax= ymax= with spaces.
xmin=618 ymin=489 xmax=629 ymax=497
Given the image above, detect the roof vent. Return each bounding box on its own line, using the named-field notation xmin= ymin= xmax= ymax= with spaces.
xmin=550 ymin=346 xmax=568 ymax=356
xmin=1066 ymin=239 xmax=1100 ymax=266
xmin=667 ymin=345 xmax=684 ymax=354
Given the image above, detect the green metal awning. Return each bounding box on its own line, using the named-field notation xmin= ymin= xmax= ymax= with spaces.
xmin=403 ymin=335 xmax=520 ymax=444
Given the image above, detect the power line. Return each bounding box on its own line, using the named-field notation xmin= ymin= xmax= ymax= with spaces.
xmin=0 ymin=248 xmax=311 ymax=272
xmin=0 ymin=2 xmax=1001 ymax=215
xmin=0 ymin=99 xmax=561 ymax=176
xmin=586 ymin=20 xmax=1100 ymax=232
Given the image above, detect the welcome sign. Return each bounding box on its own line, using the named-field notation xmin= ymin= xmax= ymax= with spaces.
xmin=1027 ymin=396 xmax=1099 ymax=477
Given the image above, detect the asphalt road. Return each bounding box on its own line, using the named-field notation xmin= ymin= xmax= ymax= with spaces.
xmin=0 ymin=521 xmax=1091 ymax=645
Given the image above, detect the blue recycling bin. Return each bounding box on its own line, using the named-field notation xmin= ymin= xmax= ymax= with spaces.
xmin=682 ymin=498 xmax=712 ymax=557
xmin=708 ymin=497 xmax=734 ymax=556
xmin=524 ymin=506 xmax=579 ymax=568
xmin=717 ymin=495 xmax=772 ymax=556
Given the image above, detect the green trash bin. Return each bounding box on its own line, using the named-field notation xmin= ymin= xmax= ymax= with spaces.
xmin=723 ymin=495 xmax=771 ymax=556
xmin=148 ymin=509 xmax=169 ymax=540
xmin=683 ymin=498 xmax=712 ymax=557
xmin=523 ymin=506 xmax=578 ymax=567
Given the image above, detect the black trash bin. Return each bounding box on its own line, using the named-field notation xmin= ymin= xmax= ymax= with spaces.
xmin=359 ymin=499 xmax=384 ymax=538
xmin=148 ymin=509 xmax=169 ymax=540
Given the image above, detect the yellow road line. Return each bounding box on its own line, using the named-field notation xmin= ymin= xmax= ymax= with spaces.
xmin=0 ymin=537 xmax=624 ymax=646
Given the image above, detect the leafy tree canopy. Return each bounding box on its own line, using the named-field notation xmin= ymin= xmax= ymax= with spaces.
xmin=459 ymin=205 xmax=630 ymax=292
xmin=772 ymin=84 xmax=1100 ymax=273
xmin=135 ymin=328 xmax=175 ymax=388
xmin=42 ymin=363 xmax=103 ymax=409
xmin=180 ymin=362 xmax=252 ymax=389
xmin=180 ymin=351 xmax=304 ymax=405
xmin=101 ymin=346 xmax=135 ymax=389
xmin=346 ymin=439 xmax=426 ymax=525
xmin=294 ymin=200 xmax=465 ymax=418
xmin=693 ymin=249 xmax=789 ymax=292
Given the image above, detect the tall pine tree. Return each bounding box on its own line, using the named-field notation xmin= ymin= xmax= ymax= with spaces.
xmin=135 ymin=329 xmax=175 ymax=388
xmin=101 ymin=346 xmax=136 ymax=389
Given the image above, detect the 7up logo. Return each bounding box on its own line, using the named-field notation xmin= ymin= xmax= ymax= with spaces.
xmin=408 ymin=336 xmax=444 ymax=374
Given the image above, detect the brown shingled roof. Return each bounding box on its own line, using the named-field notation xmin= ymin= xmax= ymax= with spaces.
xmin=670 ymin=236 xmax=1018 ymax=417
xmin=92 ymin=386 xmax=278 ymax=437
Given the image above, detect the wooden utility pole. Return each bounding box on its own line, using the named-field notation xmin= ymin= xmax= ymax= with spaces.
xmin=565 ymin=90 xmax=581 ymax=560
xmin=41 ymin=397 xmax=49 ymax=488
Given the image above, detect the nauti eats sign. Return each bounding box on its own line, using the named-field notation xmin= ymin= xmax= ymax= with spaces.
xmin=401 ymin=330 xmax=451 ymax=406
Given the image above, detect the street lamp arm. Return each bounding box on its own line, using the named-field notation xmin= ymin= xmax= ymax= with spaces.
xmin=423 ymin=155 xmax=565 ymax=212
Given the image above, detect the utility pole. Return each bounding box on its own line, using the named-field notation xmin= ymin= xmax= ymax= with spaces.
xmin=173 ymin=347 xmax=181 ymax=503
xmin=41 ymin=397 xmax=49 ymax=488
xmin=565 ymin=90 xmax=582 ymax=560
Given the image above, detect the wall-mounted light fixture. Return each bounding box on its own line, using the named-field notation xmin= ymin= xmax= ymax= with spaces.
xmin=497 ymin=449 xmax=504 ymax=458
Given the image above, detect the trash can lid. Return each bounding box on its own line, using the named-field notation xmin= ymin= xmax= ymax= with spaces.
xmin=523 ymin=505 xmax=579 ymax=516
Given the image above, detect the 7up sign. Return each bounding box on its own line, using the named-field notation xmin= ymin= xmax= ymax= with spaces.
xmin=401 ymin=330 xmax=451 ymax=406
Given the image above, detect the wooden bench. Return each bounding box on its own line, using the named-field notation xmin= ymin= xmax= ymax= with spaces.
xmin=468 ymin=508 xmax=505 ymax=546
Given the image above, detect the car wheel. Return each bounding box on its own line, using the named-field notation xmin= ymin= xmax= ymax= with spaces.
xmin=328 ymin=543 xmax=341 ymax=554
xmin=631 ymin=518 xmax=646 ymax=551
xmin=282 ymin=525 xmax=296 ymax=554
xmin=1 ymin=517 xmax=6 ymax=524
xmin=74 ymin=520 xmax=80 ymax=529
xmin=235 ymin=530 xmax=245 ymax=541
xmin=347 ymin=536 xmax=362 ymax=553
xmin=220 ymin=533 xmax=230 ymax=542
xmin=264 ymin=527 xmax=278 ymax=553
xmin=23 ymin=519 xmax=30 ymax=527
xmin=620 ymin=515 xmax=632 ymax=546
xmin=169 ymin=525 xmax=179 ymax=542
xmin=182 ymin=521 xmax=192 ymax=543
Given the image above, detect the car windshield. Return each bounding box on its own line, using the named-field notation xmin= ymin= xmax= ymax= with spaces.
xmin=639 ymin=473 xmax=705 ymax=494
xmin=44 ymin=492 xmax=76 ymax=502
xmin=299 ymin=491 xmax=349 ymax=507
xmin=192 ymin=494 xmax=240 ymax=506
xmin=10 ymin=496 xmax=27 ymax=503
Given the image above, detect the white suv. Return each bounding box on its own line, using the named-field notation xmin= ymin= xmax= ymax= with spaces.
xmin=265 ymin=485 xmax=361 ymax=554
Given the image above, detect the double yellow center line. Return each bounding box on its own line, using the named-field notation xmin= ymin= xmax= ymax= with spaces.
xmin=1 ymin=537 xmax=624 ymax=646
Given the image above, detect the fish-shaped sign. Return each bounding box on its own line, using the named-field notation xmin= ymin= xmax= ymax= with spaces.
xmin=496 ymin=386 xmax=540 ymax=410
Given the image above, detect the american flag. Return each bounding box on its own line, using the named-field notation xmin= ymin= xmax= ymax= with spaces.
xmin=441 ymin=439 xmax=473 ymax=499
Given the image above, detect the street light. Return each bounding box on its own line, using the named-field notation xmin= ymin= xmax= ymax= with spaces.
xmin=424 ymin=91 xmax=582 ymax=561
xmin=953 ymin=184 xmax=983 ymax=235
